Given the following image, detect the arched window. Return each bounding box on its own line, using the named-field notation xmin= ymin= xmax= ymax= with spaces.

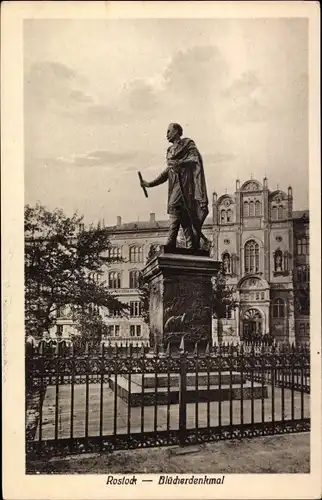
xmin=255 ymin=200 xmax=261 ymax=216
xmin=274 ymin=249 xmax=283 ymax=272
xmin=244 ymin=240 xmax=260 ymax=273
xmin=129 ymin=246 xmax=144 ymax=263
xmin=129 ymin=270 xmax=140 ymax=289
xmin=108 ymin=271 xmax=121 ymax=289
xmin=226 ymin=209 xmax=233 ymax=223
xmin=249 ymin=201 xmax=255 ymax=216
xmin=220 ymin=210 xmax=226 ymax=223
xmin=297 ymin=237 xmax=309 ymax=256
xmin=89 ymin=272 xmax=100 ymax=283
xmin=273 ymin=298 xmax=284 ymax=318
xmin=109 ymin=246 xmax=122 ymax=260
xmin=278 ymin=206 xmax=284 ymax=219
xmin=271 ymin=206 xmax=277 ymax=219
xmin=222 ymin=252 xmax=231 ymax=274
xmin=243 ymin=201 xmax=249 ymax=217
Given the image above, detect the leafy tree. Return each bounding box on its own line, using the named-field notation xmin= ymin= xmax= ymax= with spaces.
xmin=25 ymin=204 xmax=127 ymax=339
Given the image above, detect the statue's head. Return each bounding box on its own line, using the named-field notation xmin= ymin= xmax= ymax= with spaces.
xmin=167 ymin=123 xmax=183 ymax=143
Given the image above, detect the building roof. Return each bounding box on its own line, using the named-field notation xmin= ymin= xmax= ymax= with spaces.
xmin=292 ymin=210 xmax=309 ymax=220
xmin=107 ymin=216 xmax=213 ymax=232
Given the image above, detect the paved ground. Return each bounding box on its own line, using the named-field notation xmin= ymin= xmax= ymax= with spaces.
xmin=27 ymin=432 xmax=310 ymax=474
xmin=35 ymin=383 xmax=310 ymax=440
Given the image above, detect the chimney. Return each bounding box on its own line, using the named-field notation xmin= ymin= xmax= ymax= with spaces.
xmin=116 ymin=216 xmax=122 ymax=227
xmin=150 ymin=212 xmax=156 ymax=224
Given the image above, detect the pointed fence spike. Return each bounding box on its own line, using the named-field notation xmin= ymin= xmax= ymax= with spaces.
xmin=205 ymin=342 xmax=210 ymax=354
xmin=165 ymin=342 xmax=171 ymax=356
xmin=193 ymin=341 xmax=199 ymax=356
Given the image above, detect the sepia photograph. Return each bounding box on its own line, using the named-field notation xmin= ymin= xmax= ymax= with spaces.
xmin=2 ymin=1 xmax=321 ymax=499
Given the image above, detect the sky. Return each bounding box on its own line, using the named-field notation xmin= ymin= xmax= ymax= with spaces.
xmin=24 ymin=18 xmax=309 ymax=225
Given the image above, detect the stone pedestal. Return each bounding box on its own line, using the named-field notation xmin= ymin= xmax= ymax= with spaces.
xmin=141 ymin=248 xmax=221 ymax=352
xmin=109 ymin=371 xmax=268 ymax=407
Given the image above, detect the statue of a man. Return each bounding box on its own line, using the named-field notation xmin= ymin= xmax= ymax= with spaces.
xmin=141 ymin=123 xmax=209 ymax=251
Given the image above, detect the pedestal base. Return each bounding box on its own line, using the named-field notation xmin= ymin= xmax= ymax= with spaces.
xmin=109 ymin=372 xmax=268 ymax=407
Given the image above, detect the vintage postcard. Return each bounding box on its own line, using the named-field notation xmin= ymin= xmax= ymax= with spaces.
xmin=2 ymin=1 xmax=321 ymax=499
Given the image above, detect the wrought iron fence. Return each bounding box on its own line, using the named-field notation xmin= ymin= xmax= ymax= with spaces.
xmin=26 ymin=341 xmax=310 ymax=459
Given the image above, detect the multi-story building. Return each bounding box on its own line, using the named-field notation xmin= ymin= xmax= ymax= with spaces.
xmin=212 ymin=178 xmax=309 ymax=344
xmin=51 ymin=178 xmax=309 ymax=345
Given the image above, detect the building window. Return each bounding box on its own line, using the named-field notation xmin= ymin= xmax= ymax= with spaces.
xmin=255 ymin=200 xmax=261 ymax=216
xmin=129 ymin=246 xmax=144 ymax=263
xmin=249 ymin=201 xmax=255 ymax=217
xmin=129 ymin=270 xmax=140 ymax=289
xmin=108 ymin=325 xmax=120 ymax=336
xmin=130 ymin=301 xmax=141 ymax=317
xmin=222 ymin=252 xmax=231 ymax=274
xmin=224 ymin=306 xmax=235 ymax=319
xmin=296 ymin=266 xmax=309 ymax=283
xmin=244 ymin=240 xmax=260 ymax=273
xmin=274 ymin=249 xmax=283 ymax=272
xmin=130 ymin=325 xmax=142 ymax=337
xmin=299 ymin=323 xmax=305 ymax=336
xmin=109 ymin=246 xmax=122 ymax=260
xmin=273 ymin=298 xmax=284 ymax=318
xmin=110 ymin=308 xmax=121 ymax=317
xmin=56 ymin=305 xmax=65 ymax=318
xmin=277 ymin=206 xmax=284 ymax=219
xmin=297 ymin=237 xmax=309 ymax=256
xmin=271 ymin=206 xmax=277 ymax=219
xmin=56 ymin=325 xmax=63 ymax=337
xmin=243 ymin=201 xmax=249 ymax=217
xmin=220 ymin=210 xmax=226 ymax=223
xmin=226 ymin=209 xmax=233 ymax=223
xmin=108 ymin=271 xmax=121 ymax=289
xmin=89 ymin=272 xmax=100 ymax=283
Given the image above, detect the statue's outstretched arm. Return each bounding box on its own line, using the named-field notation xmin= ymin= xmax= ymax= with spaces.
xmin=146 ymin=167 xmax=169 ymax=187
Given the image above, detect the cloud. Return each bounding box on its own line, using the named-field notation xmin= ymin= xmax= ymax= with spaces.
xmin=223 ymin=71 xmax=261 ymax=99
xmin=122 ymin=79 xmax=159 ymax=112
xmin=41 ymin=149 xmax=163 ymax=172
xmin=25 ymin=61 xmax=93 ymax=112
xmin=163 ymin=45 xmax=229 ymax=96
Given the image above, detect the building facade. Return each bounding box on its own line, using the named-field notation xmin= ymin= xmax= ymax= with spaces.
xmin=212 ymin=178 xmax=309 ymax=345
xmin=51 ymin=178 xmax=309 ymax=345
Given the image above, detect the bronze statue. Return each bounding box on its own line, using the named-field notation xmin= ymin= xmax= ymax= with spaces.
xmin=140 ymin=123 xmax=209 ymax=251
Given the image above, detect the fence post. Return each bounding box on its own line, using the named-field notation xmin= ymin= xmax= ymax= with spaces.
xmin=179 ymin=337 xmax=187 ymax=446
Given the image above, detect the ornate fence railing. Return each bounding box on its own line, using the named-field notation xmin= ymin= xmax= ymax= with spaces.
xmin=26 ymin=341 xmax=310 ymax=460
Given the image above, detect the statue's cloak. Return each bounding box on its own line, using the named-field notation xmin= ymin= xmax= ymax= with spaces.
xmin=166 ymin=138 xmax=209 ymax=223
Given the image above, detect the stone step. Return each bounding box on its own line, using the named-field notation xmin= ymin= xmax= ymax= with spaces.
xmin=122 ymin=371 xmax=244 ymax=388
xmin=109 ymin=375 xmax=268 ymax=407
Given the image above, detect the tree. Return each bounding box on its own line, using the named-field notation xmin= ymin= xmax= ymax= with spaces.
xmin=211 ymin=268 xmax=237 ymax=343
xmin=25 ymin=204 xmax=127 ymax=340
xmin=137 ymin=245 xmax=158 ymax=327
